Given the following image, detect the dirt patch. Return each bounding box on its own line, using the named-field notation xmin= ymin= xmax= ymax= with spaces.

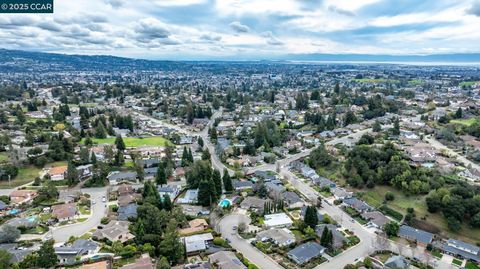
xmin=411 ymin=219 xmax=441 ymax=234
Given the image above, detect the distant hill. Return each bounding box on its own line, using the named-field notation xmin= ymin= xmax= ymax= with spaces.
xmin=0 ymin=48 xmax=479 ymax=73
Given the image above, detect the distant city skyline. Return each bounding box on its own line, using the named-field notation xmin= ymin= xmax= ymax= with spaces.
xmin=1 ymin=0 xmax=480 ymax=60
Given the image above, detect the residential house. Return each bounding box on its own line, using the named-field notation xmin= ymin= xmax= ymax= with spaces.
xmin=179 ymin=219 xmax=209 ymax=236
xmin=315 ymin=224 xmax=347 ymax=249
xmin=264 ymin=213 xmax=293 ymax=228
xmin=332 ymin=188 xmax=352 ymax=200
xmin=117 ymin=203 xmax=138 ymax=221
xmin=55 ymin=239 xmax=99 ymax=265
xmin=93 ymin=220 xmax=135 ymax=243
xmin=233 ymin=180 xmax=254 ymax=191
xmin=208 ymin=251 xmax=246 ymax=269
xmin=183 ymin=233 xmax=214 ymax=255
xmin=76 ymin=164 xmax=93 ymax=180
xmin=52 ymin=203 xmax=77 ymax=222
xmin=398 ymin=225 xmax=434 ymax=246
xmin=441 ymin=239 xmax=480 ymax=262
xmin=158 ymin=185 xmax=181 ymax=200
xmin=287 ymin=242 xmax=325 ymax=265
xmin=256 ymin=228 xmax=296 ymax=247
xmin=343 ymin=197 xmax=373 ymax=213
xmin=265 ymin=182 xmax=285 ymax=199
xmin=47 ymin=166 xmax=68 ymax=181
xmin=107 ymin=171 xmax=137 ymax=185
xmin=361 ymin=211 xmax=390 ymax=229
xmin=183 ymin=262 xmax=212 ymax=269
xmin=240 ymin=197 xmax=268 ymax=214
xmin=282 ymin=191 xmax=305 ymax=209
xmin=10 ymin=190 xmax=37 ymax=205
xmin=177 ymin=189 xmax=198 ymax=204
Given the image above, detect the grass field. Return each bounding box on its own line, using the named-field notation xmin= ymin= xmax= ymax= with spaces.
xmin=450 ymin=118 xmax=478 ymax=127
xmin=82 ymin=136 xmax=172 ymax=147
xmin=460 ymin=81 xmax=480 ymax=87
xmin=466 ymin=262 xmax=480 ymax=269
xmin=0 ymin=165 xmax=41 ymax=189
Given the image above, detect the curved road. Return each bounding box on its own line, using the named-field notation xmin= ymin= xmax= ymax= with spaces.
xmin=45 ymin=187 xmax=108 ymax=242
xmin=219 ymin=214 xmax=284 ymax=269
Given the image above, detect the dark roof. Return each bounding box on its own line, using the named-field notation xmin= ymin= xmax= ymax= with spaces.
xmin=118 ymin=203 xmax=138 ymax=221
xmin=343 ymin=197 xmax=373 ymax=212
xmin=398 ymin=225 xmax=433 ymax=244
xmin=72 ymin=239 xmax=98 ymax=252
xmin=441 ymin=239 xmax=480 ymax=262
xmin=234 ymin=180 xmax=253 ymax=189
xmin=108 ymin=171 xmax=137 ymax=181
xmin=287 ymin=242 xmax=325 ymax=265
xmin=283 ymin=191 xmax=302 ymax=204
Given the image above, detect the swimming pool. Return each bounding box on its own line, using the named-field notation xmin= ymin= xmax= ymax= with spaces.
xmin=219 ymin=199 xmax=232 ymax=208
xmin=8 ymin=209 xmax=20 ymax=215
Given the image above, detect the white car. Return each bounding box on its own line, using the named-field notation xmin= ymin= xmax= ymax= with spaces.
xmin=102 ymin=197 xmax=106 ymax=203
xmin=92 ymin=200 xmax=96 ymax=204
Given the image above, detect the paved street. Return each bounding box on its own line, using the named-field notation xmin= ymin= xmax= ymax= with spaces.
xmin=425 ymin=136 xmax=480 ymax=173
xmin=45 ymin=187 xmax=108 ymax=243
xmin=218 ymin=213 xmax=284 ymax=269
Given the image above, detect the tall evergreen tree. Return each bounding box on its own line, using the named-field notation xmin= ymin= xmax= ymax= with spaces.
xmin=115 ymin=134 xmax=126 ymax=151
xmin=156 ymin=164 xmax=167 ymax=186
xmin=37 ymin=240 xmax=58 ymax=268
xmin=66 ymin=161 xmax=78 ymax=186
xmin=222 ymin=169 xmax=233 ymax=192
xmin=304 ymin=206 xmax=319 ymax=228
xmin=212 ymin=169 xmax=222 ymax=197
xmin=159 ymin=220 xmax=184 ymax=264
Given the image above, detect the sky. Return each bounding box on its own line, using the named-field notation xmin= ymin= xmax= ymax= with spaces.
xmin=0 ymin=0 xmax=480 ymax=60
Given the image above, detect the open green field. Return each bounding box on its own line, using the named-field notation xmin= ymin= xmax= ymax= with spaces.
xmin=82 ymin=136 xmax=172 ymax=147
xmin=0 ymin=165 xmax=41 ymax=189
xmin=450 ymin=118 xmax=478 ymax=127
xmin=353 ymin=78 xmax=400 ymax=84
xmin=460 ymin=81 xmax=480 ymax=87
xmin=360 ymin=185 xmax=480 ymax=244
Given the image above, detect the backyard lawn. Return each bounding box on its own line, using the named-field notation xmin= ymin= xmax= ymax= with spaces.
xmin=0 ymin=152 xmax=8 ymax=162
xmin=82 ymin=136 xmax=172 ymax=147
xmin=466 ymin=262 xmax=480 ymax=269
xmin=0 ymin=165 xmax=41 ymax=189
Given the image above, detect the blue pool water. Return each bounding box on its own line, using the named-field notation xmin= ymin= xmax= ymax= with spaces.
xmin=26 ymin=216 xmax=37 ymax=222
xmin=8 ymin=209 xmax=20 ymax=215
xmin=219 ymin=199 xmax=231 ymax=208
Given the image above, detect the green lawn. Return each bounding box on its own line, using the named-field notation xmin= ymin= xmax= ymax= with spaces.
xmin=431 ymin=250 xmax=443 ymax=259
xmin=460 ymin=81 xmax=480 ymax=87
xmin=452 ymin=258 xmax=463 ymax=266
xmin=466 ymin=262 xmax=480 ymax=269
xmin=82 ymin=136 xmax=172 ymax=147
xmin=0 ymin=166 xmax=41 ymax=189
xmin=450 ymin=118 xmax=478 ymax=127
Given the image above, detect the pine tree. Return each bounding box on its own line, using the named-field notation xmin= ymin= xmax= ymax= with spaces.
xmin=156 ymin=164 xmax=167 ymax=186
xmin=202 ymin=148 xmax=211 ymax=161
xmin=159 ymin=220 xmax=184 ymax=264
xmin=181 ymin=146 xmax=189 ymax=167
xmin=212 ymin=169 xmax=222 ymax=197
xmin=198 ymin=137 xmax=204 ymax=148
xmin=115 ymin=134 xmax=126 ymax=151
xmin=95 ymin=122 xmax=107 ymax=139
xmin=66 ymin=161 xmax=78 ymax=186
xmin=162 ymin=194 xmax=173 ymax=211
xmin=37 ymin=240 xmax=58 ymax=268
xmin=304 ymin=206 xmax=319 ymax=228
xmin=222 ymin=169 xmax=233 ymax=192
xmin=198 ymin=180 xmax=213 ymax=206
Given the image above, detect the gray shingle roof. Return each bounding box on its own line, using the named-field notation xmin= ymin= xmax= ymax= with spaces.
xmin=287 ymin=242 xmax=325 ymax=265
xmin=398 ymin=225 xmax=433 ymax=244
